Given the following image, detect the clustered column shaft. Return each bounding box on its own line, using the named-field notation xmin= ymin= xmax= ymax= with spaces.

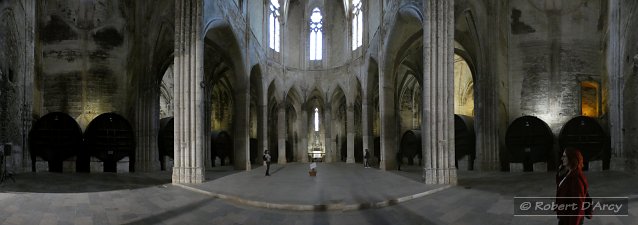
xmin=172 ymin=0 xmax=205 ymax=184
xmin=346 ymin=104 xmax=355 ymax=163
xmin=422 ymin=0 xmax=457 ymax=185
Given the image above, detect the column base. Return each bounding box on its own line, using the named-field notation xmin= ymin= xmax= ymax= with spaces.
xmin=423 ymin=167 xmax=457 ymax=185
xmin=379 ymin=159 xmax=386 ymax=170
xmin=172 ymin=166 xmax=205 ymax=184
xmin=324 ymin=155 xmax=332 ymax=163
xmin=610 ymin=157 xmax=626 ymax=171
xmin=205 ymin=154 xmax=214 ymax=170
xmin=477 ymin=160 xmax=500 ymax=171
xmin=346 ymin=158 xmax=355 ymax=163
xmin=135 ymin=160 xmax=160 ymax=172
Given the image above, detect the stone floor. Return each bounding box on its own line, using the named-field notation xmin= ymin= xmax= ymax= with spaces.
xmin=0 ymin=163 xmax=635 ymax=225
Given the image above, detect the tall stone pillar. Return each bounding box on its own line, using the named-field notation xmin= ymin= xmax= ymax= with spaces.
xmin=474 ymin=1 xmax=502 ymax=171
xmin=277 ymin=105 xmax=287 ymax=164
xmin=607 ymin=0 xmax=625 ymax=170
xmin=330 ymin=136 xmax=341 ymax=162
xmin=361 ymin=98 xmax=373 ymax=159
xmin=234 ymin=90 xmax=251 ymax=170
xmin=324 ymin=106 xmax=333 ymax=162
xmin=379 ymin=66 xmax=396 ymax=170
xmin=172 ymin=0 xmax=205 ymax=184
xmin=203 ymin=88 xmax=213 ymax=169
xmin=346 ymin=104 xmax=355 ymax=163
xmin=21 ymin=0 xmax=36 ymax=173
xmin=422 ymin=0 xmax=457 ymax=184
xmin=299 ymin=108 xmax=308 ymax=162
xmin=258 ymin=102 xmax=268 ymax=164
xmin=135 ymin=81 xmax=160 ymax=172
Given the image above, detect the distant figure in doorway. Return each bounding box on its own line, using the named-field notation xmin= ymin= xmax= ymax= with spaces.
xmin=556 ymin=147 xmax=592 ymax=225
xmin=396 ymin=151 xmax=403 ymax=171
xmin=264 ymin=150 xmax=271 ymax=176
xmin=363 ymin=149 xmax=370 ymax=168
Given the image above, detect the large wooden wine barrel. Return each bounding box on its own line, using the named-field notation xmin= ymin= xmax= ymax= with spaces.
xmin=158 ymin=117 xmax=174 ymax=170
xmin=455 ymin=114 xmax=476 ymax=169
xmin=505 ymin=116 xmax=553 ymax=171
xmin=399 ymin=130 xmax=421 ymax=165
xmin=558 ymin=116 xmax=610 ymax=170
xmin=28 ymin=112 xmax=83 ymax=172
xmin=84 ymin=113 xmax=135 ymax=172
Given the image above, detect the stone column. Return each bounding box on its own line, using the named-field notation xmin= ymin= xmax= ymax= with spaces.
xmin=324 ymin=106 xmax=333 ymax=162
xmin=362 ymin=98 xmax=373 ymax=161
xmin=203 ymin=87 xmax=213 ymax=169
xmin=172 ymin=0 xmax=205 ymax=184
xmin=330 ymin=135 xmax=341 ymax=162
xmin=422 ymin=0 xmax=457 ymax=184
xmin=361 ymin=98 xmax=373 ymax=160
xmin=299 ymin=108 xmax=308 ymax=162
xmin=21 ymin=0 xmax=36 ymax=173
xmin=379 ymin=66 xmax=396 ymax=170
xmin=474 ymin=1 xmax=502 ymax=171
xmin=608 ymin=0 xmax=625 ymax=170
xmin=277 ymin=105 xmax=287 ymax=164
xmin=135 ymin=81 xmax=160 ymax=172
xmin=234 ymin=89 xmax=251 ymax=170
xmin=346 ymin=104 xmax=355 ymax=163
xmin=258 ymin=102 xmax=268 ymax=164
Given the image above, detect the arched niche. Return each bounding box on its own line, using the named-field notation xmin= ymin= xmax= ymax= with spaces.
xmin=367 ymin=58 xmax=381 ymax=159
xmin=267 ymin=81 xmax=280 ymax=162
xmin=353 ymin=78 xmax=363 ymax=163
xmin=454 ymin=53 xmax=475 ymax=117
xmin=381 ymin=5 xmax=423 ymax=169
xmin=397 ymin=70 xmax=422 ymax=137
xmin=331 ymin=86 xmax=347 ymax=162
xmin=249 ymin=65 xmax=263 ymax=164
xmin=159 ymin=65 xmax=175 ymax=119
xmin=285 ymin=87 xmax=302 ymax=162
xmin=204 ymin=19 xmax=249 ymax=170
xmin=306 ymin=88 xmax=326 ymax=162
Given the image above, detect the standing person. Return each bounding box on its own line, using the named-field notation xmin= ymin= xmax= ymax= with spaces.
xmin=264 ymin=150 xmax=271 ymax=176
xmin=556 ymin=147 xmax=591 ymax=225
xmin=363 ymin=149 xmax=370 ymax=168
xmin=396 ymin=151 xmax=402 ymax=171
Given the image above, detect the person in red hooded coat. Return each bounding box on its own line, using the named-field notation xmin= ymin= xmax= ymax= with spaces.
xmin=556 ymin=147 xmax=591 ymax=225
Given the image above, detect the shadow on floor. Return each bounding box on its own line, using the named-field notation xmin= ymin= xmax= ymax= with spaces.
xmin=0 ymin=171 xmax=172 ymax=193
xmin=0 ymin=165 xmax=242 ymax=193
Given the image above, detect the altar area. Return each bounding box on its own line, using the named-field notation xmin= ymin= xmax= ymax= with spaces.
xmin=308 ymin=130 xmax=326 ymax=162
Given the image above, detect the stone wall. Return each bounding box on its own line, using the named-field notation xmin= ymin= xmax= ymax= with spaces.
xmin=248 ymin=0 xmax=264 ymax=48
xmin=0 ymin=0 xmax=35 ymax=173
xmin=367 ymin=0 xmax=381 ymax=45
xmin=508 ymin=0 xmax=604 ymax=134
xmin=38 ymin=0 xmax=129 ymax=129
xmin=5 ymin=0 xmax=633 ymax=175
xmin=284 ymin=0 xmax=303 ymax=68
xmin=325 ymin=1 xmax=348 ymax=67
xmin=159 ymin=65 xmax=174 ymax=119
xmin=612 ymin=0 xmax=638 ymax=173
